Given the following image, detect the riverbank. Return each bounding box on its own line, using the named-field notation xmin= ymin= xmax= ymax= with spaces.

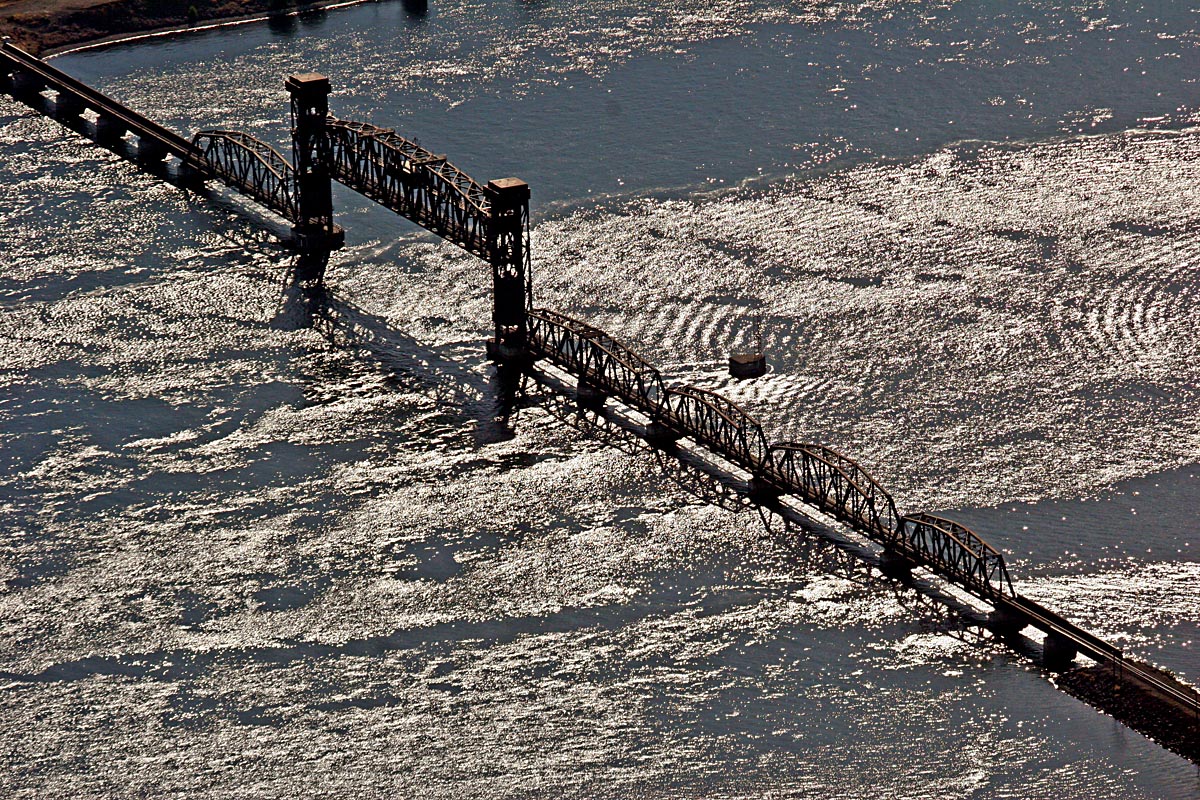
xmin=1058 ymin=661 xmax=1200 ymax=765
xmin=0 ymin=0 xmax=393 ymax=56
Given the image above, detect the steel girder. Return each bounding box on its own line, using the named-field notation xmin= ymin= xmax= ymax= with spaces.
xmin=525 ymin=307 xmax=1016 ymax=602
xmin=661 ymin=385 xmax=770 ymax=473
xmin=192 ymin=130 xmax=298 ymax=222
xmin=898 ymin=512 xmax=1015 ymax=599
xmin=324 ymin=118 xmax=491 ymax=258
xmin=527 ymin=308 xmax=666 ymax=409
xmin=768 ymin=442 xmax=901 ymax=541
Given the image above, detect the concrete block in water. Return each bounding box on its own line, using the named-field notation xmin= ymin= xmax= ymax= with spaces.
xmin=729 ymin=352 xmax=767 ymax=378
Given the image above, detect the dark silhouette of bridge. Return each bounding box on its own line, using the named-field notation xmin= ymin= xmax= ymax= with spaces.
xmin=2 ymin=39 xmax=1197 ymax=744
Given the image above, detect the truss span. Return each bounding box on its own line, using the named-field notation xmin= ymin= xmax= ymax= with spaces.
xmin=325 ymin=118 xmax=491 ymax=258
xmin=661 ymin=385 xmax=770 ymax=472
xmin=192 ymin=130 xmax=298 ymax=222
xmin=768 ymin=442 xmax=901 ymax=541
xmin=527 ymin=309 xmax=666 ymax=409
xmin=898 ymin=513 xmax=1015 ymax=599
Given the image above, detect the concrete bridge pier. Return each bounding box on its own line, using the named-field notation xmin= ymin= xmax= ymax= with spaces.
xmin=748 ymin=476 xmax=779 ymax=506
xmin=94 ymin=114 xmax=127 ymax=146
xmin=1042 ymin=634 xmax=1079 ymax=672
xmin=10 ymin=68 xmax=47 ymax=108
xmin=987 ymin=602 xmax=1029 ymax=637
xmin=136 ymin=136 xmax=169 ymax=164
xmin=576 ymin=381 xmax=606 ymax=411
xmin=878 ymin=549 xmax=914 ymax=578
xmin=53 ymin=90 xmax=85 ymax=118
xmin=175 ymin=160 xmax=207 ymax=191
xmin=645 ymin=420 xmax=681 ymax=450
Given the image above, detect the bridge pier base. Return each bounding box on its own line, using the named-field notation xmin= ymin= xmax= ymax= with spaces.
xmin=94 ymin=114 xmax=126 ymax=146
xmin=645 ymin=420 xmax=680 ymax=450
xmin=485 ymin=337 xmax=532 ymax=365
xmin=137 ymin=136 xmax=168 ymax=164
xmin=10 ymin=68 xmax=43 ymax=100
xmin=988 ymin=602 xmax=1029 ymax=637
xmin=878 ymin=549 xmax=913 ymax=578
xmin=748 ymin=476 xmax=779 ymax=506
xmin=1042 ymin=634 xmax=1078 ymax=672
xmin=576 ymin=381 xmax=606 ymax=410
xmin=175 ymin=160 xmax=207 ymax=190
xmin=54 ymin=90 xmax=85 ymax=118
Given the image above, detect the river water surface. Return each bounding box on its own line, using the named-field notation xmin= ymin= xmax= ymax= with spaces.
xmin=2 ymin=0 xmax=1199 ymax=796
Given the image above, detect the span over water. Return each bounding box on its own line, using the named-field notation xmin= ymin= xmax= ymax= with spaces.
xmin=1 ymin=37 xmax=1196 ymax=756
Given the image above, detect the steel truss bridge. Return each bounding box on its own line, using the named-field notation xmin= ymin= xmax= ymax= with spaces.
xmin=3 ymin=39 xmax=1197 ymax=729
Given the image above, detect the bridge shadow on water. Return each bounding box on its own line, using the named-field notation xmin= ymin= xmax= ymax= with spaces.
xmin=271 ymin=257 xmax=521 ymax=445
xmin=522 ymin=370 xmax=758 ymax=515
xmin=522 ymin=369 xmax=1002 ymax=649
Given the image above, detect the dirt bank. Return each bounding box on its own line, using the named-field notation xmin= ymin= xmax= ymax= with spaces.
xmin=0 ymin=0 xmax=358 ymax=56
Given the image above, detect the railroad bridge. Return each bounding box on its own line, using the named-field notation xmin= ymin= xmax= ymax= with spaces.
xmin=2 ymin=39 xmax=1197 ymax=741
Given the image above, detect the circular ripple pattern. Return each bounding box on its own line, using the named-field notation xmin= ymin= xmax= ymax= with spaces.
xmin=535 ymin=130 xmax=1200 ymax=511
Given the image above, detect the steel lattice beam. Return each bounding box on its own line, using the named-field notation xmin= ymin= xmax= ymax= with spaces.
xmin=526 ymin=306 xmax=1017 ymax=600
xmin=192 ymin=130 xmax=298 ymax=221
xmin=324 ymin=117 xmax=491 ymax=258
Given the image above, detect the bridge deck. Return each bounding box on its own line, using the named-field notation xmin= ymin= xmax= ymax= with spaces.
xmin=524 ymin=308 xmax=1200 ymax=724
xmin=1 ymin=40 xmax=208 ymax=171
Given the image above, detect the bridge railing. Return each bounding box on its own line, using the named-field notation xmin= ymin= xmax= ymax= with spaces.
xmin=192 ymin=130 xmax=298 ymax=222
xmin=767 ymin=442 xmax=901 ymax=542
xmin=527 ymin=308 xmax=667 ymax=411
xmin=325 ymin=118 xmax=491 ymax=259
xmin=897 ymin=512 xmax=1015 ymax=599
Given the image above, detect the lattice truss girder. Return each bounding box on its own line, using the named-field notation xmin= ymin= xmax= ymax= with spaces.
xmin=192 ymin=130 xmax=298 ymax=222
xmin=324 ymin=118 xmax=491 ymax=259
xmin=526 ymin=309 xmax=1016 ymax=600
xmin=662 ymin=385 xmax=770 ymax=470
xmin=528 ymin=309 xmax=666 ymax=407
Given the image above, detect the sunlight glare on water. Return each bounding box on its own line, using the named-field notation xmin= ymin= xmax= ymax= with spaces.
xmin=1 ymin=0 xmax=1199 ymax=796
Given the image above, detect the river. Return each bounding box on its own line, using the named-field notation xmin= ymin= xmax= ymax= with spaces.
xmin=1 ymin=0 xmax=1198 ymax=796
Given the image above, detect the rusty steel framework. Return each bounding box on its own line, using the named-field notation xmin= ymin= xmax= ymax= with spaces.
xmin=898 ymin=512 xmax=1014 ymax=600
xmin=527 ymin=308 xmax=666 ymax=408
xmin=767 ymin=442 xmax=901 ymax=541
xmin=524 ymin=307 xmax=1016 ymax=601
xmin=660 ymin=386 xmax=771 ymax=473
xmin=324 ymin=118 xmax=491 ymax=258
xmin=192 ymin=130 xmax=298 ymax=222
xmin=323 ymin=117 xmax=531 ymax=345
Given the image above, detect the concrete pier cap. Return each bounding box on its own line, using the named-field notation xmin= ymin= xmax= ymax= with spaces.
xmin=878 ymin=548 xmax=914 ymax=578
xmin=747 ymin=476 xmax=779 ymax=505
xmin=645 ymin=420 xmax=680 ymax=449
xmin=987 ymin=602 xmax=1030 ymax=636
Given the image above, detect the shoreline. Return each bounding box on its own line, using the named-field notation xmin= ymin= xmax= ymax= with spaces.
xmin=0 ymin=0 xmax=402 ymax=58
